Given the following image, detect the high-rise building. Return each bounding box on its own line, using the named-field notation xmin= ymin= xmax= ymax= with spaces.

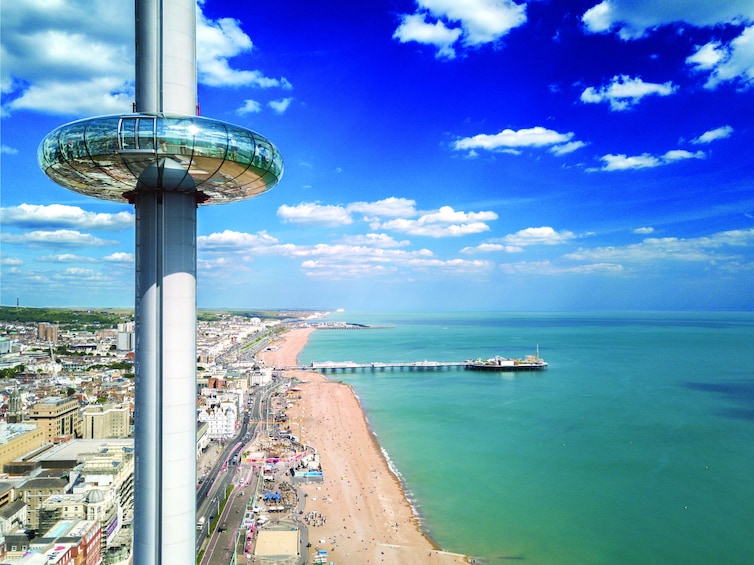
xmin=116 ymin=331 xmax=134 ymax=352
xmin=37 ymin=323 xmax=59 ymax=343
xmin=29 ymin=397 xmax=81 ymax=442
xmin=82 ymin=404 xmax=130 ymax=439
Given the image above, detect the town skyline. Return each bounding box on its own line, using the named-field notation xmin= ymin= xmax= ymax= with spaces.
xmin=2 ymin=0 xmax=753 ymax=311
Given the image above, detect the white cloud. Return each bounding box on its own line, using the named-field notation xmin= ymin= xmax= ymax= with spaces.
xmin=52 ymin=267 xmax=102 ymax=281
xmin=0 ymin=256 xmax=23 ymax=266
xmin=268 ymin=98 xmax=294 ymax=114
xmin=372 ymin=206 xmax=498 ymax=238
xmin=691 ymin=125 xmax=734 ymax=144
xmin=1 ymin=1 xmax=133 ymax=116
xmin=499 ymin=227 xmax=577 ymax=246
xmin=0 ymin=230 xmax=117 ymax=247
xmin=339 ymin=234 xmax=411 ymax=248
xmin=582 ymin=0 xmax=754 ymax=40
xmin=198 ymin=229 xmax=279 ymax=251
xmin=597 ymin=153 xmax=659 ymax=171
xmin=1 ymin=145 xmax=19 ymax=155
xmin=662 ymin=149 xmax=705 ymax=162
xmin=237 ymin=99 xmax=262 ymax=115
xmin=0 ymin=204 xmax=133 ymax=230
xmin=38 ymin=253 xmax=95 ymax=263
xmin=276 ymin=199 xmax=497 ymax=238
xmin=580 ymin=2 xmax=754 ymax=89
xmin=421 ymin=206 xmax=498 ymax=224
xmin=420 ymin=0 xmax=527 ymax=45
xmin=593 ymin=149 xmax=704 ymax=171
xmin=565 ymin=228 xmax=754 ymax=264
xmin=393 ymin=13 xmax=462 ymax=59
xmin=277 ymin=198 xmax=418 ymax=227
xmin=196 ymin=7 xmax=289 ymax=89
xmin=277 ymin=203 xmax=353 ymax=226
xmin=348 ymin=197 xmax=418 ymax=218
xmin=298 ymin=245 xmax=493 ymax=279
xmin=36 ymin=251 xmax=132 ymax=264
xmin=373 ymin=219 xmax=493 ymax=238
xmin=688 ymin=27 xmax=754 ymax=90
xmin=580 ymin=75 xmax=677 ymax=111
xmin=633 ymin=227 xmax=655 ymax=235
xmin=686 ymin=42 xmax=726 ymax=71
xmin=454 ymin=126 xmax=577 ymax=153
xmin=103 ymin=252 xmax=134 ymax=263
xmin=393 ymin=0 xmax=527 ymax=59
xmin=198 ymin=234 xmax=491 ymax=280
xmin=5 ymin=74 xmax=133 ymax=118
xmin=550 ymin=141 xmax=586 ymax=156
xmin=500 ymin=260 xmax=624 ymax=275
xmin=460 ymin=243 xmax=523 ymax=254
xmin=581 ymin=2 xmax=612 ymax=34
xmin=1 ymin=1 xmax=290 ymax=117
xmin=198 ymin=256 xmax=251 ymax=274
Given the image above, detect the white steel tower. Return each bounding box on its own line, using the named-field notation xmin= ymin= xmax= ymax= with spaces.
xmin=38 ymin=1 xmax=283 ymax=563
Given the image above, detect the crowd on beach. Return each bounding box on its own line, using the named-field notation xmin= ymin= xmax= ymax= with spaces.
xmin=303 ymin=510 xmax=327 ymax=527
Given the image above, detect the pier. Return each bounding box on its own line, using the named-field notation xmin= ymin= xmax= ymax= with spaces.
xmin=306 ymin=322 xmax=395 ymax=330
xmin=281 ymin=356 xmax=547 ymax=373
xmin=286 ymin=360 xmax=466 ymax=373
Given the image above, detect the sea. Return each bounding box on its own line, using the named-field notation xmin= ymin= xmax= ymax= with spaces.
xmin=297 ymin=311 xmax=754 ymax=565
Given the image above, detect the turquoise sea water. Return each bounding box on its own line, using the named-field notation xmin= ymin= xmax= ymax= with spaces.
xmin=298 ymin=312 xmax=754 ymax=565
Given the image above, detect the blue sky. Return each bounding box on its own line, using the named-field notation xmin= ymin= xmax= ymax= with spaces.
xmin=2 ymin=0 xmax=753 ymax=311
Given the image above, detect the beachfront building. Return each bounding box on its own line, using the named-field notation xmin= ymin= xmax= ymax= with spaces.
xmin=249 ymin=367 xmax=273 ymax=386
xmin=197 ymin=400 xmax=238 ymax=440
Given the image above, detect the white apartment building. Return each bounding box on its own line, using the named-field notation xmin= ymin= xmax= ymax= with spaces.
xmin=197 ymin=398 xmax=238 ymax=440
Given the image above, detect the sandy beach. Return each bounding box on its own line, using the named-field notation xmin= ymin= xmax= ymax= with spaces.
xmin=259 ymin=328 xmax=470 ymax=564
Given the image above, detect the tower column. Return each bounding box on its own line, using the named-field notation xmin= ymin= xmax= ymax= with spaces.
xmin=133 ymin=0 xmax=198 ymax=562
xmin=133 ymin=189 xmax=197 ymax=565
xmin=136 ymin=0 xmax=197 ymax=115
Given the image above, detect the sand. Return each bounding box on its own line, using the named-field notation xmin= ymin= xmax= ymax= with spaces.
xmin=259 ymin=328 xmax=470 ymax=564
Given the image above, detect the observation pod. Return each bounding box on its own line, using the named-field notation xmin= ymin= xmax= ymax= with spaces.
xmin=38 ymin=113 xmax=283 ymax=203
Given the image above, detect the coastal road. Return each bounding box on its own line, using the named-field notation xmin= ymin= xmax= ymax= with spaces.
xmin=195 ymin=378 xmax=290 ymax=557
xmin=195 ymin=385 xmax=268 ymax=555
